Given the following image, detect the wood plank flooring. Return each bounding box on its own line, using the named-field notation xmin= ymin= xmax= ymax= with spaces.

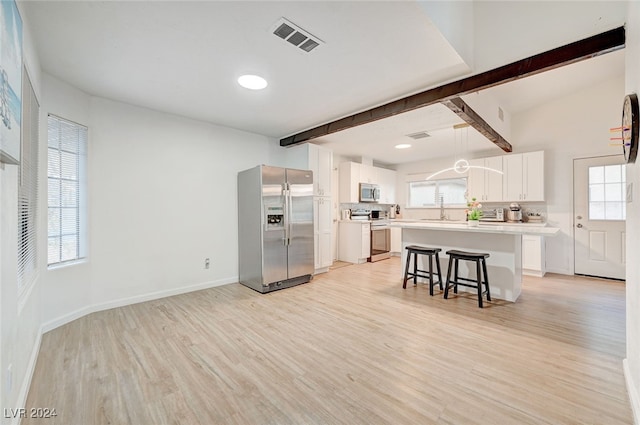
xmin=24 ymin=258 xmax=633 ymax=424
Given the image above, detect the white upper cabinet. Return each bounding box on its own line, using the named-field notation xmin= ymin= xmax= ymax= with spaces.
xmin=376 ymin=167 xmax=397 ymax=204
xmin=339 ymin=161 xmax=397 ymax=204
xmin=503 ymin=151 xmax=545 ymax=202
xmin=287 ymin=143 xmax=333 ymax=197
xmin=339 ymin=162 xmax=361 ymax=203
xmin=308 ymin=144 xmax=333 ymax=196
xmin=467 ymin=156 xmax=503 ymax=202
xmin=359 ymin=164 xmax=376 ymax=184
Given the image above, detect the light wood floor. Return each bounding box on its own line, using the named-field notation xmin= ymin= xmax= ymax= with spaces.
xmin=25 ymin=258 xmax=633 ymax=424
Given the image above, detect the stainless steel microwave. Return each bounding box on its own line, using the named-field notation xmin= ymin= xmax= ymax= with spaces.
xmin=359 ymin=183 xmax=380 ymax=203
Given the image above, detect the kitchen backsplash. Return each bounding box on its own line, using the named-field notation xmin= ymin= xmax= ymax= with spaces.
xmin=393 ymin=202 xmax=548 ymax=222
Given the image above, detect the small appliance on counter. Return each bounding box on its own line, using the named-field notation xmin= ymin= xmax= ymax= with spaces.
xmin=351 ymin=209 xmax=370 ymax=220
xmin=371 ymin=210 xmax=388 ymax=219
xmin=479 ymin=208 xmax=505 ymax=222
xmin=507 ymin=203 xmax=523 ymax=222
xmin=341 ymin=209 xmax=351 ymax=220
xmin=389 ymin=204 xmax=397 ymax=219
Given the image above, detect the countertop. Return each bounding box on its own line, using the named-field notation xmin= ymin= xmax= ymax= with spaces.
xmin=388 ymin=220 xmax=560 ymax=236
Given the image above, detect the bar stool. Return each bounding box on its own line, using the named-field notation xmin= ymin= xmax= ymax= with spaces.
xmin=402 ymin=245 xmax=443 ymax=296
xmin=444 ymin=250 xmax=492 ymax=308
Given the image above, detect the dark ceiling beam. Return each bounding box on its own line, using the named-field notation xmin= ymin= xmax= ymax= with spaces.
xmin=442 ymin=97 xmax=513 ymax=152
xmin=280 ymin=26 xmax=625 ymax=147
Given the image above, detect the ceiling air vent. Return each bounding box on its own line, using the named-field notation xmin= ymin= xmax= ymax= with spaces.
xmin=272 ymin=18 xmax=323 ymax=53
xmin=406 ymin=131 xmax=431 ymax=140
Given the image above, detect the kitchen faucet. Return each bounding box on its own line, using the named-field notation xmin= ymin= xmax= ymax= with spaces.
xmin=440 ymin=195 xmax=446 ymax=220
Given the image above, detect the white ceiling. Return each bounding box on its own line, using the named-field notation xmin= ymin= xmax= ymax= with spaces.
xmin=23 ymin=1 xmax=624 ymax=166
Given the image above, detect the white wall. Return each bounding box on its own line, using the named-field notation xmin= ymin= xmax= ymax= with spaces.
xmin=395 ymin=74 xmax=624 ymax=274
xmin=624 ymin=0 xmax=640 ymax=422
xmin=473 ymin=1 xmax=627 ymax=73
xmin=513 ymin=76 xmax=624 ymax=274
xmin=0 ymin=3 xmax=42 ymax=423
xmin=40 ymin=77 xmax=285 ymax=328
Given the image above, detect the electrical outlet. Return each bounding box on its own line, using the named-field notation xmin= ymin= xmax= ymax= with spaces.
xmin=204 ymin=258 xmax=210 ymax=269
xmin=6 ymin=364 xmax=12 ymax=393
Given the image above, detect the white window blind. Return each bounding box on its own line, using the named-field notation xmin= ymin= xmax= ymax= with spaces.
xmin=18 ymin=67 xmax=40 ymax=296
xmin=408 ymin=177 xmax=467 ymax=208
xmin=47 ymin=115 xmax=87 ymax=266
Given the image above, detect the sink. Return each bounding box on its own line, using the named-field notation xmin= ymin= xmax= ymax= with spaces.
xmin=419 ymin=219 xmax=466 ymax=224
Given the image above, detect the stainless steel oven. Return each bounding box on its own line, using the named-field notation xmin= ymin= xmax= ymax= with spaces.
xmin=369 ymin=220 xmax=391 ymax=262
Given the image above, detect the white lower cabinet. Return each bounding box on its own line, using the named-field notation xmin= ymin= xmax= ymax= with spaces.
xmin=522 ymin=234 xmax=545 ymax=277
xmin=338 ymin=221 xmax=370 ymax=264
xmin=314 ymin=196 xmax=333 ymax=273
xmin=391 ymin=227 xmax=402 ymax=256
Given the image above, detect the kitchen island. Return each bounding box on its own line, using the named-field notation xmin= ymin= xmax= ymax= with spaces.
xmin=389 ymin=221 xmax=560 ymax=302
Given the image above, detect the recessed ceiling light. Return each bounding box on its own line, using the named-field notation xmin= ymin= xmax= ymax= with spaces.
xmin=238 ymin=75 xmax=268 ymax=90
xmin=395 ymin=144 xmax=412 ymax=149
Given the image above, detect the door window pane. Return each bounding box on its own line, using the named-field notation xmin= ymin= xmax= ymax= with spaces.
xmin=588 ymin=165 xmax=626 ymax=221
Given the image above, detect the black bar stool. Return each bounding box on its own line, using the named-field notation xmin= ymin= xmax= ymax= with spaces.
xmin=444 ymin=250 xmax=492 ymax=308
xmin=402 ymin=245 xmax=443 ymax=296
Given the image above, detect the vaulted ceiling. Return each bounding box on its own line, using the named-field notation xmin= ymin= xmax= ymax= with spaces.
xmin=23 ymin=1 xmax=627 ymax=165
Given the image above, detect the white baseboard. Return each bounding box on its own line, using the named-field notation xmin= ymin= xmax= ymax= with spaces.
xmin=543 ymin=266 xmax=572 ymax=276
xmin=624 ymin=358 xmax=640 ymax=425
xmin=42 ymin=276 xmax=237 ymax=333
xmin=14 ymin=327 xmax=43 ymax=425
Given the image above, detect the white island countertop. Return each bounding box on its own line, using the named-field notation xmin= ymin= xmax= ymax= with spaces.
xmin=389 ymin=220 xmax=560 ymax=237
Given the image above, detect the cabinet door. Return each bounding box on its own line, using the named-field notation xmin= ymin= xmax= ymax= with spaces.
xmin=315 ymin=146 xmax=333 ymax=197
xmin=318 ymin=232 xmax=333 ymax=269
xmin=522 ymin=235 xmax=542 ymax=271
xmin=360 ymin=164 xmax=375 ymax=184
xmin=390 ymin=227 xmax=402 ymax=254
xmin=339 ymin=162 xmax=361 ymax=203
xmin=361 ymin=223 xmax=371 ymax=258
xmin=503 ymin=154 xmax=524 ymax=201
xmin=377 ymin=167 xmax=396 ymax=204
xmin=467 ymin=158 xmax=485 ymax=201
xmin=523 ymin=151 xmax=544 ymax=201
xmin=485 ymin=156 xmax=504 ymax=202
xmin=307 ymin=144 xmax=333 ymax=197
xmin=314 ymin=197 xmax=333 ymax=269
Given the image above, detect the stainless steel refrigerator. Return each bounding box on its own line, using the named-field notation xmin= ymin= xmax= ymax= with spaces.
xmin=237 ymin=165 xmax=314 ymax=293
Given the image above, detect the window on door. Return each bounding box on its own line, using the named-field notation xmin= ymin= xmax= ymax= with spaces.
xmin=588 ymin=164 xmax=626 ymax=220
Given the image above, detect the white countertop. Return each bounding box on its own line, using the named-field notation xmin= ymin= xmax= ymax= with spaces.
xmin=389 ymin=220 xmax=559 ymax=236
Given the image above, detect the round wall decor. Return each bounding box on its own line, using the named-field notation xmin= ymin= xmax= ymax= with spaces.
xmin=622 ymin=93 xmax=639 ymax=164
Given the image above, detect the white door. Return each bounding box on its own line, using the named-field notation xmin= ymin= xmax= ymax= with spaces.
xmin=574 ymin=156 xmax=626 ymax=279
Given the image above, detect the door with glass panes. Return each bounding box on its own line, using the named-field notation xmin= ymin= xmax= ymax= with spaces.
xmin=574 ymin=156 xmax=626 ymax=279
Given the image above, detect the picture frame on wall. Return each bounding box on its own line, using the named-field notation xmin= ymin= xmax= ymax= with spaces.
xmin=0 ymin=0 xmax=22 ymax=165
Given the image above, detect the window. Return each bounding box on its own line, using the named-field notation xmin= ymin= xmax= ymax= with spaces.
xmin=408 ymin=177 xmax=467 ymax=208
xmin=18 ymin=67 xmax=39 ymax=297
xmin=588 ymin=164 xmax=626 ymax=220
xmin=47 ymin=115 xmax=87 ymax=266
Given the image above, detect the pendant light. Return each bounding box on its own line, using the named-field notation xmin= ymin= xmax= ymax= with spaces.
xmin=426 ymin=124 xmax=503 ymax=180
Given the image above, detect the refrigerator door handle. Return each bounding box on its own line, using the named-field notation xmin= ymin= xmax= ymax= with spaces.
xmin=283 ymin=182 xmax=291 ymax=246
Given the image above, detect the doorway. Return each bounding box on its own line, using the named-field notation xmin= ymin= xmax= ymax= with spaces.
xmin=573 ymin=156 xmax=626 ymax=280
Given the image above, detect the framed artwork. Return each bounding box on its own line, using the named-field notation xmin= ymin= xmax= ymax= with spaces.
xmin=0 ymin=0 xmax=22 ymax=165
